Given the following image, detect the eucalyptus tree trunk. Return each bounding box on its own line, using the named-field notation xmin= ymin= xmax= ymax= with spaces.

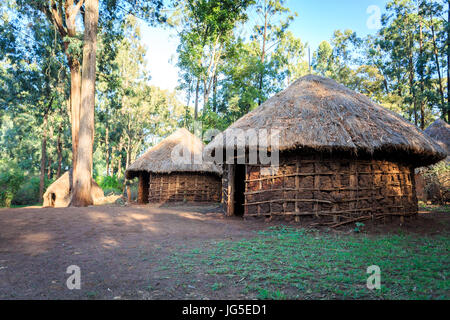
xmin=39 ymin=112 xmax=48 ymax=202
xmin=71 ymin=0 xmax=98 ymax=206
xmin=408 ymin=34 xmax=418 ymax=127
xmin=39 ymin=96 xmax=54 ymax=201
xmin=447 ymin=0 xmax=450 ymax=122
xmin=105 ymin=126 xmax=110 ymax=176
xmin=418 ymin=12 xmax=425 ymax=130
xmin=194 ymin=78 xmax=200 ymax=120
xmin=56 ymin=124 xmax=63 ymax=178
xmin=430 ymin=20 xmax=445 ymax=115
xmin=41 ymin=0 xmax=84 ymax=187
xmin=69 ymin=60 xmax=81 ymax=178
xmin=258 ymin=6 xmax=269 ymax=106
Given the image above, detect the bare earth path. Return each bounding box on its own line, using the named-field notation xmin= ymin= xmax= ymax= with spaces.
xmin=0 ymin=204 xmax=269 ymax=299
xmin=0 ymin=204 xmax=448 ymax=299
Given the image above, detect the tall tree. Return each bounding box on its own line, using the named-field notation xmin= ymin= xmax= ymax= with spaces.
xmin=251 ymin=0 xmax=296 ymax=104
xmin=71 ymin=0 xmax=98 ymax=206
xmin=174 ymin=0 xmax=252 ymax=120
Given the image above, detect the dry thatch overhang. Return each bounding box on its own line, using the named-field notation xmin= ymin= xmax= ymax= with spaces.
xmin=126 ymin=128 xmax=221 ymax=179
xmin=424 ymin=119 xmax=450 ymax=156
xmin=205 ymin=75 xmax=446 ymax=167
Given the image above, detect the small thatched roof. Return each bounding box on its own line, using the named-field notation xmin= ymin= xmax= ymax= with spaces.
xmin=126 ymin=128 xmax=221 ymax=179
xmin=205 ymin=75 xmax=445 ymax=166
xmin=424 ymin=119 xmax=450 ymax=155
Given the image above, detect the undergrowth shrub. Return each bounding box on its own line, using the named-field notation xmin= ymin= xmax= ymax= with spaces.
xmin=0 ymin=163 xmax=25 ymax=207
xmin=421 ymin=161 xmax=450 ymax=204
xmin=12 ymin=176 xmax=53 ymax=205
xmin=96 ymin=175 xmax=123 ymax=195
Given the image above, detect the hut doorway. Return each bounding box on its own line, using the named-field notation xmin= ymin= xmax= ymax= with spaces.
xmin=233 ymin=164 xmax=246 ymax=217
xmin=138 ymin=172 xmax=150 ymax=204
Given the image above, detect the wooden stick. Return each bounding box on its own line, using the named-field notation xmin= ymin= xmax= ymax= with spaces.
xmin=244 ymin=198 xmax=333 ymax=206
xmin=245 ymin=171 xmax=406 ymax=182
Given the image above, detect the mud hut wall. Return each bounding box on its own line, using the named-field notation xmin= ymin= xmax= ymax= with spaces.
xmin=221 ymin=164 xmax=229 ymax=211
xmin=243 ymin=154 xmax=418 ymax=219
xmin=148 ymin=172 xmax=221 ymax=203
xmin=138 ymin=172 xmax=150 ymax=204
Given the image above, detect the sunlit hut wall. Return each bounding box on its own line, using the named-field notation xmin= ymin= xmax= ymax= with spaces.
xmin=126 ymin=128 xmax=222 ymax=204
xmin=205 ymin=75 xmax=446 ymax=225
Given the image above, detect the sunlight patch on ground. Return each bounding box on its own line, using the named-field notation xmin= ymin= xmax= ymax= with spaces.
xmin=20 ymin=232 xmax=53 ymax=255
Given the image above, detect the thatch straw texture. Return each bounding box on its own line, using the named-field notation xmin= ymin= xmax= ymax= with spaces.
xmin=126 ymin=128 xmax=221 ymax=179
xmin=43 ymin=170 xmax=104 ymax=207
xmin=205 ymin=75 xmax=445 ymax=166
xmin=424 ymin=119 xmax=450 ymax=155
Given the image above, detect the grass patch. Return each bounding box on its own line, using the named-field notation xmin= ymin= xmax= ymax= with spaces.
xmin=419 ymin=203 xmax=450 ymax=213
xmin=9 ymin=203 xmax=40 ymax=208
xmin=170 ymin=226 xmax=450 ymax=299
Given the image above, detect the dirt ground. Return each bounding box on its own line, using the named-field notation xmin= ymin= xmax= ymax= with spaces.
xmin=0 ymin=204 xmax=448 ymax=299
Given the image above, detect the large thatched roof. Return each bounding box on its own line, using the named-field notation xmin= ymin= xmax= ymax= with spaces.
xmin=126 ymin=128 xmax=221 ymax=179
xmin=205 ymin=75 xmax=445 ymax=166
xmin=424 ymin=119 xmax=450 ymax=155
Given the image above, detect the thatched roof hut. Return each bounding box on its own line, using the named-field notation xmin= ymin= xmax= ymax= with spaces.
xmin=424 ymin=119 xmax=450 ymax=156
xmin=205 ymin=75 xmax=446 ymax=224
xmin=43 ymin=170 xmax=104 ymax=207
xmin=126 ymin=128 xmax=221 ymax=204
xmin=415 ymin=119 xmax=450 ymax=204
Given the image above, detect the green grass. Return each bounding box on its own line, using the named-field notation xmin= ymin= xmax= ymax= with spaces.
xmin=170 ymin=226 xmax=450 ymax=300
xmin=419 ymin=203 xmax=450 ymax=213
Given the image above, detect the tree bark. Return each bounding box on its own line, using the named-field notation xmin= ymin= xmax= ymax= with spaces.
xmin=117 ymin=155 xmax=122 ymax=179
xmin=47 ymin=155 xmax=52 ymax=180
xmin=408 ymin=33 xmax=418 ymax=126
xmin=447 ymin=0 xmax=450 ymax=123
xmin=429 ymin=14 xmax=445 ymax=117
xmin=40 ymin=0 xmax=84 ymax=189
xmin=39 ymin=94 xmax=54 ymax=201
xmin=194 ymin=78 xmax=200 ymax=120
xmin=126 ymin=137 xmax=131 ymax=169
xmin=69 ymin=59 xmax=81 ymax=181
xmin=257 ymin=6 xmax=269 ymax=106
xmin=56 ymin=124 xmax=63 ymax=178
xmin=39 ymin=111 xmax=49 ymax=202
xmin=71 ymin=0 xmax=98 ymax=207
xmin=105 ymin=125 xmax=110 ymax=176
xmin=418 ymin=10 xmax=425 ymax=130
xmin=213 ymin=74 xmax=217 ymax=112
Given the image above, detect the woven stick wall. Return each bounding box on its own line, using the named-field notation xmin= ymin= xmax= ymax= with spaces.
xmin=222 ymin=165 xmax=230 ymax=211
xmin=148 ymin=172 xmax=221 ymax=203
xmin=242 ymin=154 xmax=418 ymax=224
xmin=138 ymin=172 xmax=150 ymax=204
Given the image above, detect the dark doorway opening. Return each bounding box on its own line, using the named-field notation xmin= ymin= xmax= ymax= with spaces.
xmin=50 ymin=193 xmax=56 ymax=207
xmin=138 ymin=172 xmax=150 ymax=204
xmin=234 ymin=164 xmax=246 ymax=217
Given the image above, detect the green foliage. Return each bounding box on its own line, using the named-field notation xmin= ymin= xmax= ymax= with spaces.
xmin=0 ymin=162 xmax=25 ymax=207
xmin=421 ymin=161 xmax=450 ymax=203
xmin=354 ymin=222 xmax=365 ymax=233
xmin=257 ymin=288 xmax=287 ymax=300
xmin=96 ymin=175 xmax=123 ymax=194
xmin=12 ymin=175 xmax=53 ymax=206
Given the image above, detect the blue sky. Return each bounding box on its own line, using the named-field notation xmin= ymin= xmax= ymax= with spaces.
xmin=141 ymin=0 xmax=389 ymax=94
